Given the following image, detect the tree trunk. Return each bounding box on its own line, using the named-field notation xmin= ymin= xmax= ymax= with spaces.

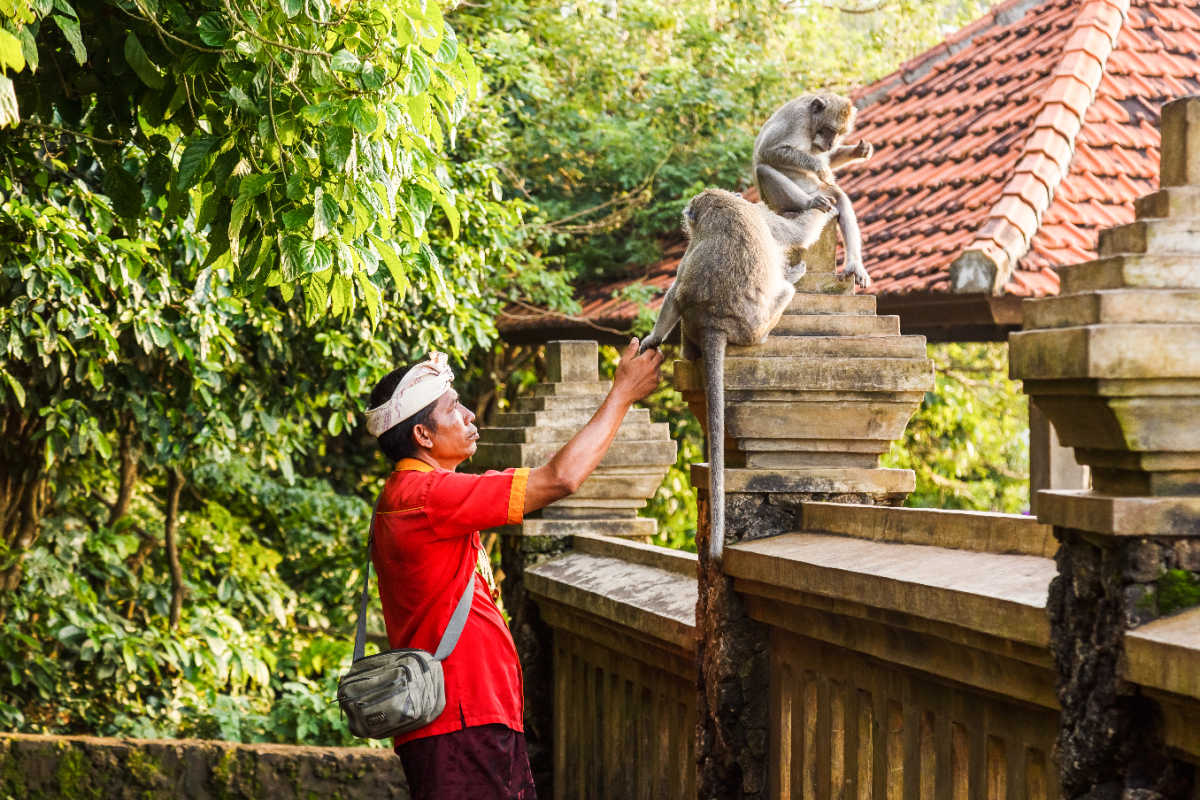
xmin=164 ymin=467 xmax=185 ymax=629
xmin=0 ymin=475 xmax=43 ymax=592
xmin=109 ymin=430 xmax=139 ymax=526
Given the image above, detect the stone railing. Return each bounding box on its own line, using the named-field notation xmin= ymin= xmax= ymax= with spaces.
xmin=0 ymin=733 xmax=408 ymax=799
xmin=524 ymin=535 xmax=697 ymax=800
xmin=487 ymin=95 xmax=1200 ymax=800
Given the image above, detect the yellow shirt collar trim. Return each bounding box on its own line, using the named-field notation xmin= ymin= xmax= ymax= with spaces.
xmin=394 ymin=458 xmax=436 ymax=473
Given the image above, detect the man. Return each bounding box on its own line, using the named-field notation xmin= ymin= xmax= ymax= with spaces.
xmin=363 ymin=338 xmax=664 ymax=799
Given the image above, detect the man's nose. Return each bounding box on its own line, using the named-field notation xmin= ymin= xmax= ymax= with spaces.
xmin=463 ymin=406 xmax=476 ymax=425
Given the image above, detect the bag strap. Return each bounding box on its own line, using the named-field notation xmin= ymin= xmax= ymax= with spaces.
xmin=352 ymin=492 xmax=476 ymax=663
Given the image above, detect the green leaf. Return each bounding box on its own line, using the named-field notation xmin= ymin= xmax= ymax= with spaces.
xmin=196 ymin=13 xmax=229 ymax=47
xmin=123 ymin=31 xmax=164 ymax=89
xmin=433 ymin=26 xmax=458 ymax=65
xmin=176 ymin=135 xmax=216 ymax=189
xmin=407 ymin=51 xmax=431 ymax=95
xmin=0 ymin=74 xmax=18 ymax=128
xmin=0 ymin=28 xmax=25 ymax=73
xmin=330 ymin=49 xmax=359 ymax=74
xmin=2 ymin=370 xmax=25 ymax=407
xmin=282 ymin=205 xmax=312 ymax=231
xmin=281 ymin=0 xmax=303 ymax=17
xmin=371 ymin=236 xmax=408 ymax=293
xmin=238 ymin=172 xmax=275 ymax=198
xmin=145 ymin=154 xmax=171 ymax=197
xmin=297 ymin=240 xmax=332 ymax=273
xmin=347 ymin=99 xmax=377 ymax=136
xmin=228 ymin=196 xmax=252 ymax=266
xmin=228 ymin=85 xmax=257 ymax=113
xmin=16 ymin=26 xmax=37 ymax=73
xmin=322 ymin=126 xmax=352 ymax=172
xmin=52 ymin=14 xmax=85 ymax=64
xmin=312 ymin=187 xmax=339 ymax=239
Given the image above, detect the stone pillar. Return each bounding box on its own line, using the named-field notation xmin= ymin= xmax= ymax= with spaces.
xmin=673 ymin=226 xmax=934 ymax=799
xmin=1029 ymin=400 xmax=1090 ymax=515
xmin=471 ymin=340 xmax=677 ymax=794
xmin=1010 ymin=95 xmax=1200 ymax=799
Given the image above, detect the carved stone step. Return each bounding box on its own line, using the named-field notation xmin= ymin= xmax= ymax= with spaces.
xmin=1022 ymin=289 xmax=1200 ymax=329
xmin=493 ymin=406 xmax=652 ymax=428
xmin=1010 ymin=324 xmax=1200 ymax=380
xmin=772 ymin=314 xmax=900 ymax=337
xmin=725 ymin=400 xmax=919 ymax=442
xmin=690 ymin=464 xmax=915 ymax=496
xmin=513 ymin=394 xmax=606 ymax=412
xmin=1134 ymin=186 xmax=1200 ymax=220
xmin=675 ymin=356 xmax=933 ymax=393
xmin=1057 ymin=254 xmax=1200 ymax=294
xmin=473 ymin=439 xmax=677 ymax=469
xmin=728 ymin=335 xmax=926 ymax=359
xmin=1097 ymin=218 xmax=1200 ymax=258
xmin=785 ymin=293 xmax=877 ymax=315
xmin=479 ymin=421 xmax=670 ymax=445
xmin=533 ymin=381 xmax=613 ymax=397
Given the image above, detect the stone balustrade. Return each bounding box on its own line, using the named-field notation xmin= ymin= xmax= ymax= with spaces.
xmin=1009 ymin=94 xmax=1200 ymax=798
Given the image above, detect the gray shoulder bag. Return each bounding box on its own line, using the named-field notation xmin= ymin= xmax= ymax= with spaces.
xmin=337 ymin=498 xmax=474 ymax=739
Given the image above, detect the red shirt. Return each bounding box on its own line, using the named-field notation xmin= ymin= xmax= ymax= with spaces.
xmin=372 ymin=457 xmax=530 ymax=746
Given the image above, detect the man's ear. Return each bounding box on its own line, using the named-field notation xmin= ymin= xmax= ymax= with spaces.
xmin=413 ymin=423 xmax=434 ymax=449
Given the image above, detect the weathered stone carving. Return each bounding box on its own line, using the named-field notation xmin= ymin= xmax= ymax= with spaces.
xmin=1011 ymin=95 xmax=1200 ymax=800
xmin=473 ymin=339 xmax=677 ymax=537
xmin=673 ymin=222 xmax=934 ymax=800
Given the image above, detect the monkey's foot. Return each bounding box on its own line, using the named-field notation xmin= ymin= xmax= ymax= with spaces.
xmin=839 ymin=261 xmax=872 ymax=289
xmin=784 ymin=260 xmax=807 ymax=284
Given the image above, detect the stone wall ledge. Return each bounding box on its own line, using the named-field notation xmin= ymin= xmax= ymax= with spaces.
xmin=725 ymin=532 xmax=1054 ymax=648
xmin=798 ymin=501 xmax=1056 ymax=557
xmin=492 ymin=517 xmax=658 ymax=538
xmin=1125 ymin=606 xmax=1200 ymax=702
xmin=690 ymin=464 xmax=915 ymax=496
xmin=1035 ymin=490 xmax=1200 ymax=535
xmin=0 ymin=732 xmax=406 ymax=799
xmin=525 ymin=543 xmax=697 ymax=651
xmin=1124 ymin=607 xmax=1200 ymax=760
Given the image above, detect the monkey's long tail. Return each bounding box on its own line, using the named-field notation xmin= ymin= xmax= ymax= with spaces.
xmin=703 ymin=327 xmax=728 ymax=563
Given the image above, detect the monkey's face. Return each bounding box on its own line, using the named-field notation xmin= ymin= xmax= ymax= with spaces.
xmin=809 ymin=95 xmax=855 ymax=153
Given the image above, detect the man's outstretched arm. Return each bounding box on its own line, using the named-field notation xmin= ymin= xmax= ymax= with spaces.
xmin=523 ymin=338 xmax=664 ymax=514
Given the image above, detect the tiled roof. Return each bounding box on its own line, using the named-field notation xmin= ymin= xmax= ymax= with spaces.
xmin=498 ymin=0 xmax=1200 ymax=339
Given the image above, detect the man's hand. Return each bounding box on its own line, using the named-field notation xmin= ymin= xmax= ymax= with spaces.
xmin=523 ymin=338 xmax=664 ymax=514
xmin=613 ymin=338 xmax=665 ymax=405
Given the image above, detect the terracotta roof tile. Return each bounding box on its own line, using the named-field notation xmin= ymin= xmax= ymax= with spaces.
xmin=502 ymin=0 xmax=1199 ymax=338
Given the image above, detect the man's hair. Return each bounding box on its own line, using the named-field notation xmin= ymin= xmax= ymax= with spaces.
xmin=369 ymin=365 xmax=439 ymax=463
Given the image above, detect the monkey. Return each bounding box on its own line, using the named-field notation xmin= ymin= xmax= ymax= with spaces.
xmin=755 ymin=200 xmax=834 ymax=276
xmin=638 ymin=188 xmax=813 ymax=561
xmin=753 ymin=93 xmax=874 ymax=288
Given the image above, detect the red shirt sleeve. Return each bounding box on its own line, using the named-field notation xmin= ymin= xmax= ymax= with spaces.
xmin=422 ymin=467 xmax=530 ymax=539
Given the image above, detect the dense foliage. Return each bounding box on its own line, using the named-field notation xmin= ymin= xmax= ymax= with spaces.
xmin=883 ymin=343 xmax=1029 ymax=513
xmin=0 ymin=0 xmax=1025 ymax=747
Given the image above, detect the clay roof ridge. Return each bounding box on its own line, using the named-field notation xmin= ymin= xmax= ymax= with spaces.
xmin=855 ymin=0 xmax=1048 ymax=109
xmin=947 ymin=0 xmax=1130 ymax=295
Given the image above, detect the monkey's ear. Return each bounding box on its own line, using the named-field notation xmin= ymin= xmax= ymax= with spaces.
xmin=811 ymin=97 xmax=826 ymax=113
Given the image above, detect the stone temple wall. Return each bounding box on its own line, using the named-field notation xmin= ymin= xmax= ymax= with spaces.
xmin=0 ymin=732 xmax=408 ymax=799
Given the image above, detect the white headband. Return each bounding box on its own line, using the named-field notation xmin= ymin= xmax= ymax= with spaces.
xmin=365 ymin=353 xmax=454 ymax=438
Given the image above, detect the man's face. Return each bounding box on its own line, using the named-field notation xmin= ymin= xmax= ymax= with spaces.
xmin=417 ymin=389 xmax=478 ymax=468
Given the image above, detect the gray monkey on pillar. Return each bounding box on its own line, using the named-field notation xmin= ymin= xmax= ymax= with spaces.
xmin=638 ymin=188 xmax=828 ymax=561
xmin=753 ymin=92 xmax=874 ymax=288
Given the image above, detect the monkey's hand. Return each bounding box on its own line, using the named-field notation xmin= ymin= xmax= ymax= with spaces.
xmin=854 ymin=140 xmax=873 ymax=161
xmin=839 ymin=259 xmax=872 ymax=289
xmin=637 ymin=333 xmax=662 ymax=355
xmin=804 ymin=193 xmax=836 ymax=214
